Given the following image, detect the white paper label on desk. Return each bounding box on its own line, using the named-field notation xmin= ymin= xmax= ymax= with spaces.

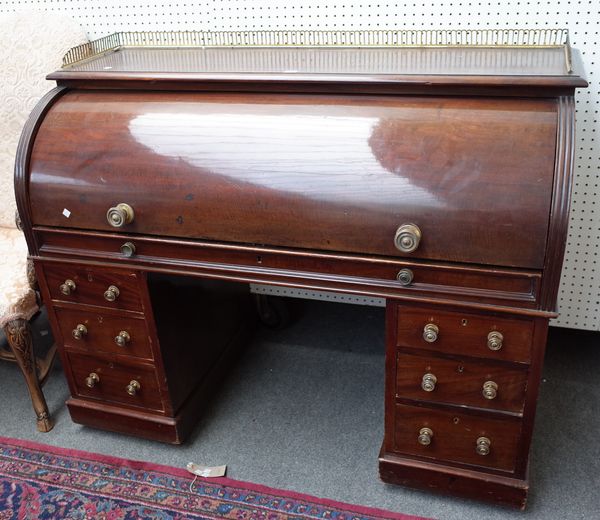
xmin=186 ymin=462 xmax=226 ymax=478
xmin=62 ymin=208 xmax=71 ymax=218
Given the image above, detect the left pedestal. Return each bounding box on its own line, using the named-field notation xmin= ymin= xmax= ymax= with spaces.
xmin=36 ymin=261 xmax=253 ymax=443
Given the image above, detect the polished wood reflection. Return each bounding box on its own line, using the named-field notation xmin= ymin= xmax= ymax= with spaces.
xmin=30 ymin=91 xmax=557 ymax=268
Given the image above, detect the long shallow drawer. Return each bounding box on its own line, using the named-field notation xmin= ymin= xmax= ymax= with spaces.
xmin=394 ymin=403 xmax=521 ymax=473
xmin=55 ymin=308 xmax=153 ymax=360
xmin=396 ymin=352 xmax=528 ymax=413
xmin=42 ymin=263 xmax=143 ymax=312
xmin=396 ymin=306 xmax=535 ymax=364
xmin=35 ymin=229 xmax=541 ymax=308
xmin=29 ymin=91 xmax=557 ymax=269
xmin=67 ymin=352 xmax=163 ymax=412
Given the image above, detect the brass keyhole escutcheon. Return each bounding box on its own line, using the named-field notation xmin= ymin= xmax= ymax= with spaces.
xmin=106 ymin=203 xmax=135 ymax=228
xmin=423 ymin=323 xmax=439 ymax=343
xmin=421 ymin=373 xmax=437 ymax=392
xmin=104 ymin=285 xmax=120 ymax=302
xmin=476 ymin=436 xmax=491 ymax=456
xmin=60 ymin=279 xmax=76 ymax=296
xmin=126 ymin=380 xmax=141 ymax=396
xmin=85 ymin=372 xmax=99 ymax=388
xmin=482 ymin=381 xmax=498 ymax=400
xmin=114 ymin=331 xmax=131 ymax=347
xmin=418 ymin=427 xmax=433 ymax=446
xmin=72 ymin=324 xmax=88 ymax=340
xmin=487 ymin=331 xmax=503 ymax=351
xmin=394 ymin=223 xmax=422 ymax=253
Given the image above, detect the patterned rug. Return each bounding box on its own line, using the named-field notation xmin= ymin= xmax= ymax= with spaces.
xmin=0 ymin=436 xmax=428 ymax=520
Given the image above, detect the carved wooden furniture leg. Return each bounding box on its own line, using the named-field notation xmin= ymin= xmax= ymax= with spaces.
xmin=0 ymin=344 xmax=16 ymax=362
xmin=3 ymin=319 xmax=53 ymax=432
xmin=2 ymin=343 xmax=58 ymax=385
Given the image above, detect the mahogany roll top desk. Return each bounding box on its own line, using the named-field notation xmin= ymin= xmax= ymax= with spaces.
xmin=15 ymin=30 xmax=587 ymax=507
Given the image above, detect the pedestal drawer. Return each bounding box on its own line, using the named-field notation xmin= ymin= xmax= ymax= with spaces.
xmin=394 ymin=403 xmax=521 ymax=473
xmin=55 ymin=308 xmax=153 ymax=360
xmin=67 ymin=352 xmax=163 ymax=412
xmin=43 ymin=263 xmax=143 ymax=312
xmin=396 ymin=352 xmax=528 ymax=413
xmin=396 ymin=306 xmax=534 ymax=363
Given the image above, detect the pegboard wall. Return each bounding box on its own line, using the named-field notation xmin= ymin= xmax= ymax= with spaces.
xmin=1 ymin=1 xmax=598 ymax=331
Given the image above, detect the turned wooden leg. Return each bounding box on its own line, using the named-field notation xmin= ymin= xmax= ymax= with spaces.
xmin=3 ymin=318 xmax=53 ymax=432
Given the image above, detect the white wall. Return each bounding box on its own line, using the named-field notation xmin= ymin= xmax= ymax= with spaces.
xmin=2 ymin=1 xmax=598 ymax=330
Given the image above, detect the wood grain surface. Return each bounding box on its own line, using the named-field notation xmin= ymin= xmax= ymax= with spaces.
xmin=55 ymin=307 xmax=153 ymax=360
xmin=395 ymin=351 xmax=528 ymax=413
xmin=395 ymin=304 xmax=535 ymax=363
xmin=67 ymin=351 xmax=163 ymax=412
xmin=42 ymin=263 xmax=144 ymax=313
xmin=29 ymin=91 xmax=557 ymax=269
xmin=393 ymin=403 xmax=522 ymax=473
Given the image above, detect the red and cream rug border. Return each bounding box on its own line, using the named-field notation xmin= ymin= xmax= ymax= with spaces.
xmin=0 ymin=435 xmax=428 ymax=520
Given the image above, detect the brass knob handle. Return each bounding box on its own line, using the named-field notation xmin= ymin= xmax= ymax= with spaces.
xmin=106 ymin=203 xmax=135 ymax=228
xmin=394 ymin=223 xmax=422 ymax=253
xmin=482 ymin=381 xmax=498 ymax=400
xmin=487 ymin=331 xmax=503 ymax=351
xmin=421 ymin=373 xmax=437 ymax=392
xmin=418 ymin=427 xmax=433 ymax=446
xmin=396 ymin=268 xmax=414 ymax=286
xmin=104 ymin=285 xmax=120 ymax=302
xmin=126 ymin=380 xmax=141 ymax=396
xmin=72 ymin=324 xmax=88 ymax=340
xmin=59 ymin=279 xmax=76 ymax=295
xmin=120 ymin=242 xmax=136 ymax=257
xmin=476 ymin=436 xmax=491 ymax=456
xmin=423 ymin=323 xmax=439 ymax=343
xmin=85 ymin=372 xmax=100 ymax=388
xmin=114 ymin=331 xmax=131 ymax=347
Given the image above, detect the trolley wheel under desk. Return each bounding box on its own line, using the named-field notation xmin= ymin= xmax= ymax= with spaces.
xmin=254 ymin=294 xmax=291 ymax=330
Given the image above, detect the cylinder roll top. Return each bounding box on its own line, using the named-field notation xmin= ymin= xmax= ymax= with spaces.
xmin=28 ymin=90 xmax=557 ymax=268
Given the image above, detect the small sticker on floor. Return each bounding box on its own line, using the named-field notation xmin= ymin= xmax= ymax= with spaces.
xmin=62 ymin=208 xmax=71 ymax=218
xmin=186 ymin=462 xmax=226 ymax=478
